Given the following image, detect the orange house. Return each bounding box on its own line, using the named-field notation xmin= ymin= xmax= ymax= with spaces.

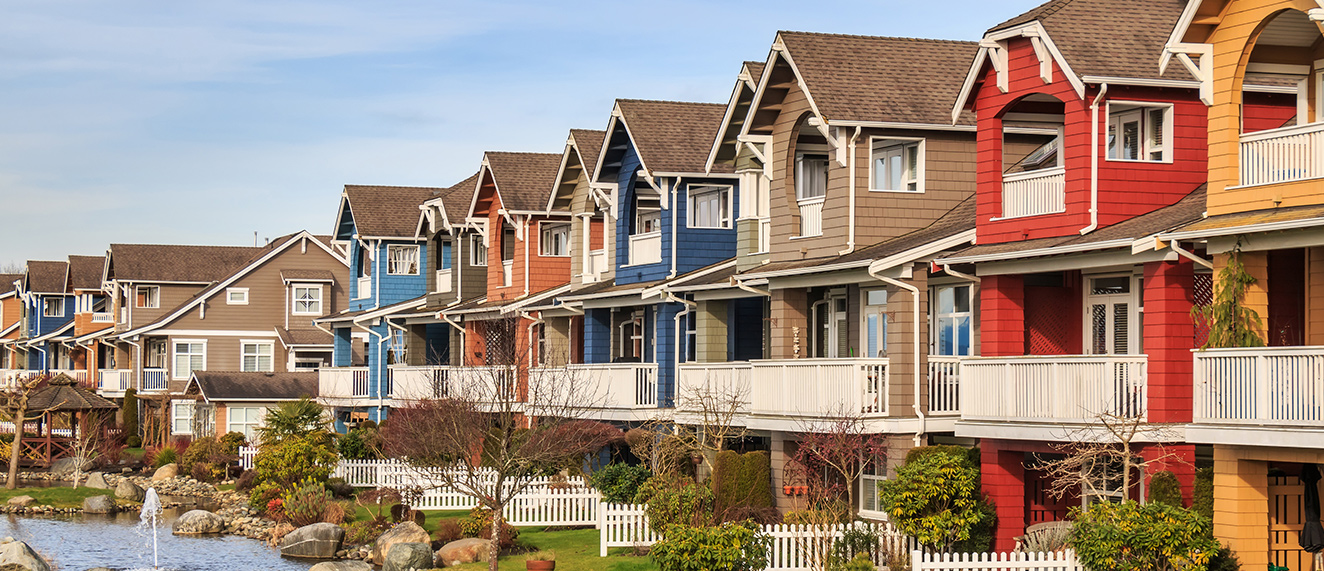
xmin=0 ymin=273 xmax=23 ymax=378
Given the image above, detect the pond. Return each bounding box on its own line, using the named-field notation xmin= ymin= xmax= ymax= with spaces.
xmin=0 ymin=509 xmax=315 ymax=571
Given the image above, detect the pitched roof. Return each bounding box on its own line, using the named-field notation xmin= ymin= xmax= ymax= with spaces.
xmin=484 ymin=152 xmax=563 ymax=212
xmin=67 ymin=255 xmax=105 ymax=290
xmin=988 ymin=0 xmax=1193 ymax=82
xmin=280 ymin=269 xmax=336 ymax=283
xmin=570 ymin=130 xmax=606 ymax=172
xmin=24 ymin=261 xmax=68 ymax=294
xmin=777 ymin=32 xmax=979 ymax=125
xmin=429 ymin=172 xmax=483 ymax=225
xmin=744 ymin=60 xmax=766 ymax=83
xmin=616 ymin=99 xmax=731 ymax=174
xmin=0 ymin=274 xmax=22 ymax=296
xmin=276 ymin=327 xmax=333 ymax=347
xmin=1160 ymin=202 xmax=1324 ymax=239
xmin=191 ymin=371 xmax=319 ymax=401
xmin=108 ymin=243 xmax=266 ymax=283
xmin=29 ymin=380 xmax=118 ymax=411
xmin=343 ymin=185 xmax=437 ymax=237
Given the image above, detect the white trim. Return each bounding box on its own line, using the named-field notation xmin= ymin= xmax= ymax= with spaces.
xmin=952 ymin=22 xmax=1087 ymax=124
xmin=240 ymin=339 xmax=276 ymax=373
xmin=1103 ymin=100 xmax=1175 ymax=164
xmin=705 ymin=62 xmax=763 ymax=174
xmin=171 ymin=339 xmax=207 ymax=381
xmin=537 ymin=221 xmax=571 ymax=257
xmin=867 ymin=136 xmax=925 ymax=193
xmin=869 ymin=229 xmax=978 ymax=275
xmin=686 ymin=184 xmax=734 ymax=229
xmin=937 ymin=238 xmax=1135 ymax=265
xmin=134 ymin=285 xmax=161 ymax=309
xmin=291 ymin=283 xmax=324 ymax=316
xmin=225 ymin=288 xmax=249 ymax=306
xmin=385 ymin=244 xmax=421 ymax=276
xmin=1157 ymin=216 xmax=1324 ymax=242
xmin=149 ymin=330 xmax=280 ymax=337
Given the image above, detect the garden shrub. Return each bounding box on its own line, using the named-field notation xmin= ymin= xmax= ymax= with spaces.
xmin=1194 ymin=467 xmax=1214 ymax=520
xmin=343 ymin=520 xmax=385 ymax=545
xmin=1207 ymin=546 xmax=1242 ymax=571
xmin=1148 ymin=470 xmax=1184 ymax=507
xmin=904 ymin=444 xmax=979 ymax=467
xmin=122 ymin=389 xmax=140 ymax=448
xmin=179 ymin=436 xmax=234 ymax=482
xmin=282 ymin=479 xmax=333 ymax=527
xmin=589 ymin=463 xmax=652 ymax=504
xmin=149 ymin=445 xmax=178 ymax=468
xmin=831 ymin=553 xmax=877 ymax=571
xmin=336 ymin=426 xmax=379 ymax=461
xmin=952 ymin=499 xmax=997 ymax=553
xmin=435 ymin=520 xmax=463 ymax=545
xmin=219 ymin=431 xmax=247 ymax=455
xmin=252 ymin=433 xmax=336 ymax=492
xmin=635 ymin=474 xmax=715 ymax=529
xmin=650 ymin=521 xmax=770 ymax=571
xmin=248 ymin=481 xmax=285 ymax=512
xmin=322 ymin=501 xmax=348 ymax=525
xmin=1070 ymin=500 xmax=1218 ymax=571
xmin=457 ymin=507 xmax=519 ymax=548
xmin=828 ymin=526 xmax=881 ymax=569
xmin=235 ymin=469 xmax=257 ymax=492
xmin=712 ymin=450 xmax=775 ymax=523
xmin=879 ymin=445 xmax=988 ymax=552
xmin=325 ymin=477 xmax=354 ymax=499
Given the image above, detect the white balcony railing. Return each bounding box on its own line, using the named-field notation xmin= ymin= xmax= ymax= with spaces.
xmin=319 ymin=367 xmax=371 ymax=400
xmin=563 ymin=363 xmax=658 ymax=408
xmin=758 ymin=217 xmax=771 ymax=253
xmin=141 ymin=368 xmax=168 ymax=392
xmin=928 ymin=356 xmax=962 ymax=416
xmin=49 ymin=369 xmax=88 ymax=384
xmin=356 ymin=276 xmax=372 ymax=300
xmin=98 ymin=369 xmax=132 ymax=393
xmin=0 ymin=370 xmax=19 ymax=388
xmin=1194 ymin=346 xmax=1324 ymax=426
xmin=1239 ymin=122 xmax=1324 ymax=187
xmin=1001 ymin=167 xmax=1066 ymax=219
xmin=435 ymin=268 xmax=452 ymax=294
xmin=585 ymin=249 xmax=607 ymax=283
xmin=389 ymin=365 xmax=453 ymax=400
xmin=749 ymin=359 xmax=889 ymax=419
xmin=798 ymin=198 xmax=824 ymax=237
xmin=677 ymin=362 xmax=753 ymax=415
xmin=502 ymin=260 xmax=514 ymax=287
xmin=961 ymin=355 xmax=1147 ymax=423
xmin=628 ymin=232 xmax=662 ymax=266
xmin=91 ymin=313 xmax=114 ymax=323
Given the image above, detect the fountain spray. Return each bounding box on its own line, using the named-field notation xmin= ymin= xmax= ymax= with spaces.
xmin=138 ymin=488 xmax=162 ymax=570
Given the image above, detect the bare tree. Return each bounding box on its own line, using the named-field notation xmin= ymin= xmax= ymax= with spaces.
xmin=1035 ymin=412 xmax=1188 ymax=504
xmin=0 ymin=263 xmax=23 ymax=275
xmin=788 ymin=408 xmax=888 ymax=520
xmin=68 ymin=413 xmax=109 ymax=489
xmin=673 ymin=369 xmax=752 ymax=476
xmin=381 ymin=316 xmax=620 ymax=571
xmin=0 ymin=374 xmax=61 ymax=489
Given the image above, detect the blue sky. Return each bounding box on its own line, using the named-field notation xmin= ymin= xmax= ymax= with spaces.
xmin=0 ymin=0 xmax=1043 ymax=267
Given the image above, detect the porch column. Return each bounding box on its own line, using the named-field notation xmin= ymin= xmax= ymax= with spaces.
xmin=1213 ymin=446 xmax=1269 ymax=569
xmin=1143 ymin=259 xmax=1194 ymax=424
xmin=695 ymin=300 xmax=728 ymax=363
xmin=981 ymin=439 xmax=1027 ymax=552
xmin=980 ymin=275 xmax=1025 ymax=357
xmin=543 ymin=317 xmax=571 ymax=367
xmin=770 ymin=288 xmax=808 ymax=359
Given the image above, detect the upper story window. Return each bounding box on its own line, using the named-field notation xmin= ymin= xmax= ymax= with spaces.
xmin=470 ymin=234 xmax=488 ymax=266
xmin=933 ymin=285 xmax=972 ymax=356
xmin=540 ymin=223 xmax=570 ymax=257
xmin=635 ymin=196 xmax=662 ymax=235
xmin=501 ymin=227 xmax=516 ymax=262
xmin=226 ymin=288 xmax=249 ymax=305
xmin=241 ymin=341 xmax=274 ymax=372
xmin=42 ymin=298 xmax=64 ymax=318
xmin=135 ymin=286 xmax=160 ymax=309
xmin=796 ymin=153 xmax=829 ymax=201
xmin=356 ymin=245 xmax=372 ymax=277
xmin=1107 ymin=102 xmax=1173 ymax=163
xmin=863 ymin=289 xmax=888 ymax=358
xmin=688 ymin=185 xmax=732 ymax=229
xmin=292 ymin=285 xmax=322 ymax=315
xmin=871 ymin=139 xmax=923 ymax=192
xmin=439 ymin=239 xmax=452 ymax=270
xmin=387 ymin=245 xmax=420 ymax=275
xmin=172 ymin=340 xmax=205 ymax=380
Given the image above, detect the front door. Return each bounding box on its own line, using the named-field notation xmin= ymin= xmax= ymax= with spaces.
xmin=813 ymin=291 xmax=848 ymax=358
xmin=1084 ymin=275 xmax=1139 ymax=356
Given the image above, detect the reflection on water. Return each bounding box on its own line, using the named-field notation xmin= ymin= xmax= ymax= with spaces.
xmin=0 ymin=509 xmax=313 ymax=571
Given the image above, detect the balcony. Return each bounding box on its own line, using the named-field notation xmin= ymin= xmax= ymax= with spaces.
xmin=960 ymin=355 xmax=1147 ymax=425
xmin=434 ymin=269 xmax=452 ymax=294
xmin=562 ymin=363 xmax=658 ymax=410
xmin=98 ymin=369 xmax=132 ymax=396
xmin=628 ymin=232 xmax=661 ymax=266
xmin=677 ymin=362 xmax=753 ymax=416
xmin=1001 ymin=167 xmax=1066 ymax=219
xmin=1239 ymin=122 xmax=1324 ymax=187
xmin=798 ymin=198 xmax=824 ymax=237
xmin=0 ymin=370 xmax=20 ymax=388
xmin=390 ymin=365 xmax=517 ymax=403
xmin=356 ymin=277 xmax=372 ymax=300
xmin=319 ymin=367 xmax=371 ymax=403
xmin=91 ymin=313 xmax=114 ymax=324
xmin=1192 ymin=347 xmax=1324 ymax=446
xmin=928 ymin=356 xmax=962 ymax=416
xmin=49 ymin=369 xmax=88 ymax=385
xmin=502 ymin=260 xmax=514 ymax=287
xmin=584 ymin=249 xmax=607 ymax=283
xmin=141 ymin=368 xmax=168 ymax=392
xmin=721 ymin=359 xmax=890 ymax=429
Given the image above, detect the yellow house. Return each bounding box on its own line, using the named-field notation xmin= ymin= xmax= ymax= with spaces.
xmin=1164 ymin=1 xmax=1324 ymax=568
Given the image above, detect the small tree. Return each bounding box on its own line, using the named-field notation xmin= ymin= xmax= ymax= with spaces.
xmin=786 ymin=409 xmax=887 ymax=520
xmin=68 ymin=413 xmax=109 ymax=489
xmin=1070 ymin=500 xmax=1218 ymax=571
xmin=0 ymin=374 xmax=61 ymax=490
xmin=879 ymin=446 xmax=986 ymax=552
xmin=1192 ymin=240 xmax=1264 ymax=349
xmin=1035 ymin=412 xmax=1188 ymax=505
xmin=256 ymin=397 xmax=330 ymax=447
xmin=673 ymin=369 xmax=753 ymax=476
xmin=121 ymin=389 xmax=140 ymax=448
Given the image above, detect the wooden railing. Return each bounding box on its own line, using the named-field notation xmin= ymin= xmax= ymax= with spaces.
xmin=562 ymin=363 xmax=658 ymax=408
xmin=585 ymin=249 xmax=607 ymax=283
xmin=676 ymin=362 xmax=753 ymax=414
xmin=49 ymin=369 xmax=88 ymax=384
xmin=1194 ymin=346 xmax=1324 ymax=426
xmin=961 ymin=355 xmax=1147 ymax=423
xmin=798 ymin=198 xmax=824 ymax=237
xmin=928 ymin=356 xmax=962 ymax=416
xmin=1001 ymin=167 xmax=1066 ymax=218
xmin=749 ymin=359 xmax=889 ymax=418
xmin=628 ymin=232 xmax=661 ymax=266
xmin=91 ymin=313 xmax=114 ymax=323
xmin=1239 ymin=122 xmax=1324 ymax=187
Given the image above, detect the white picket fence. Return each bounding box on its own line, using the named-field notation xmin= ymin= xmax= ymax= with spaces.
xmin=238 ymin=446 xmax=258 ymax=470
xmin=599 ymin=503 xmax=659 ymax=556
xmin=332 ymin=459 xmax=590 ymax=490
xmin=912 ymin=550 xmax=1083 ymax=571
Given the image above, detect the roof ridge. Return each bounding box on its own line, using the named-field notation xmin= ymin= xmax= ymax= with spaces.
xmin=777 ymin=30 xmax=978 ymax=46
xmin=616 ymin=98 xmax=724 ymax=107
xmin=110 ymin=243 xmax=262 ymax=250
xmin=989 ymin=0 xmax=1077 ymax=32
xmin=344 ymin=183 xmax=449 ymax=191
xmin=484 ymin=151 xmax=562 ymax=157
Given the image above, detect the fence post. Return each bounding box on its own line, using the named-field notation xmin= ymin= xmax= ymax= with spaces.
xmin=599 ymin=502 xmax=608 ymax=557
xmin=912 ymin=550 xmax=923 ymax=571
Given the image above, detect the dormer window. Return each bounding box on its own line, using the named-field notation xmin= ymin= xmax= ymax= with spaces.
xmin=1107 ymin=103 xmax=1173 ymax=163
xmin=870 ymin=139 xmax=923 ymax=193
xmin=688 ymin=185 xmax=732 ymax=229
xmin=796 ymin=153 xmax=829 ymax=200
xmin=43 ymin=298 xmax=63 ymax=318
xmin=540 ymin=223 xmax=570 ymax=257
xmin=386 ymin=245 xmax=420 ymax=275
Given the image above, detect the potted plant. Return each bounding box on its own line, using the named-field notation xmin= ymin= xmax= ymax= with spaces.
xmin=526 ymin=550 xmax=556 ymax=570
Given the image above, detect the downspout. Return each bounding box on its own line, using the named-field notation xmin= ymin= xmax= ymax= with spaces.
xmin=867 ymin=264 xmax=925 ymax=447
xmin=122 ymin=336 xmax=141 ymax=391
xmin=941 ymin=264 xmax=981 ymax=284
xmin=523 ymin=217 xmax=531 ymax=298
xmin=1169 ymin=241 xmax=1214 ymax=270
xmin=668 ymin=179 xmax=679 ymax=279
xmin=839 ymin=126 xmax=862 ymax=256
xmin=1081 ymin=83 xmax=1109 ymax=235
xmin=732 ymin=277 xmax=771 ymax=298
xmin=440 ymin=313 xmax=465 ymax=366
xmin=665 ymin=291 xmax=697 ymax=406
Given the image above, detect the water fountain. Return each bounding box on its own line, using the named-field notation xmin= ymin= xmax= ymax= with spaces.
xmin=138 ymin=488 xmax=162 ymax=570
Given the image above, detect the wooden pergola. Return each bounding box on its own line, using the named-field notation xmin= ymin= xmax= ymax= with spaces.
xmin=18 ymin=377 xmax=118 ymax=467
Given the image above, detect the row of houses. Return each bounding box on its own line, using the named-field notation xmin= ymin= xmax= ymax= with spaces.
xmin=3 ymin=0 xmax=1322 ymax=565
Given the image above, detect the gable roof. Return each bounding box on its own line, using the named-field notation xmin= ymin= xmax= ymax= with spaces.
xmin=569 ymin=129 xmax=606 ymax=176
xmin=342 ymin=185 xmax=437 ymax=238
xmin=24 ymin=261 xmax=68 ymax=294
xmin=67 ymin=255 xmax=106 ymax=291
xmin=548 ymin=129 xmax=608 ymax=212
xmin=190 ymin=371 xmax=318 ymax=402
xmin=419 ymin=172 xmax=484 ymax=237
xmin=0 ymin=274 xmax=22 ymax=296
xmin=108 ymin=243 xmax=266 ymax=283
xmin=481 ymin=152 xmax=563 ymax=213
xmin=707 ymin=60 xmax=769 ymax=173
xmin=774 ymin=32 xmax=980 ymax=126
xmin=616 ymin=99 xmax=731 ymax=175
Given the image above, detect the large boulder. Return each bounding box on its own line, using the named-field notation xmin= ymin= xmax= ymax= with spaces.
xmin=0 ymin=538 xmax=50 ymax=571
xmin=279 ymin=522 xmax=345 ymax=559
xmin=82 ymin=495 xmax=116 ymax=514
xmin=152 ymin=463 xmax=178 ymax=481
xmin=383 ymin=543 xmax=433 ymax=571
xmin=370 ymin=522 xmax=429 ymax=566
xmin=84 ymin=472 xmax=109 ymax=489
xmin=171 ymin=509 xmax=224 ymax=534
xmin=49 ymin=457 xmax=89 ymax=478
xmin=435 ymin=538 xmax=491 ymax=567
xmin=6 ymin=496 xmax=34 ymax=508
xmin=115 ymin=479 xmax=145 ymax=502
xmin=308 ymin=562 xmax=372 ymax=571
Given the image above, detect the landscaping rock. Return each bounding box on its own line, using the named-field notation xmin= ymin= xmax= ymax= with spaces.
xmin=435 ymin=538 xmax=491 ymax=567
xmin=6 ymin=496 xmax=34 ymax=508
xmin=0 ymin=537 xmax=51 ymax=571
xmin=115 ymin=479 xmax=145 ymax=502
xmin=383 ymin=542 xmax=433 ymax=571
xmin=82 ymin=495 xmax=116 ymax=514
xmin=49 ymin=457 xmax=89 ymax=477
xmin=279 ymin=522 xmax=344 ymax=559
xmin=171 ymin=509 xmax=224 ymax=534
xmin=84 ymin=472 xmax=109 ymax=490
xmin=152 ymin=463 xmax=178 ymax=481
xmin=370 ymin=522 xmax=429 ymax=566
xmin=309 ymin=561 xmax=372 ymax=571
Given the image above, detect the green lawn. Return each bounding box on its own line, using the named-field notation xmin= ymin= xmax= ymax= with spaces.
xmin=0 ymin=486 xmax=120 ymax=509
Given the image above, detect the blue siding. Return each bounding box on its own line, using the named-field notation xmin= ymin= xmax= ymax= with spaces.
xmin=584 ymin=308 xmax=612 ymax=364
xmin=333 ymin=328 xmax=353 ymax=367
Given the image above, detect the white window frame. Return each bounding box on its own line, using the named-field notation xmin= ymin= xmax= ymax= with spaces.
xmin=1082 ymin=272 xmax=1142 ymax=356
xmin=241 ymin=340 xmax=275 ymax=372
xmin=469 ymin=233 xmax=488 ymax=267
xmin=292 ymin=284 xmax=323 ymax=316
xmin=171 ymin=340 xmax=206 ymax=380
xmin=136 ymin=285 xmax=160 ymax=309
xmin=869 ymin=137 xmax=925 ymax=193
xmin=227 ymin=406 xmax=264 ymax=442
xmin=386 ymin=244 xmax=420 ymax=275
xmin=1105 ymin=101 xmax=1174 ymax=163
xmin=42 ymin=298 xmax=64 ymax=318
xmin=862 ymin=288 xmax=888 ymax=359
xmin=226 ymin=288 xmax=249 ymax=305
xmin=539 ymin=222 xmax=571 ymax=257
xmin=171 ymin=401 xmax=195 ymax=436
xmin=687 ymin=185 xmax=733 ymax=229
xmin=796 ymin=152 xmax=829 ymax=201
xmin=931 ymin=284 xmax=974 ymax=357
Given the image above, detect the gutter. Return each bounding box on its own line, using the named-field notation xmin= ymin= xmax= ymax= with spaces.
xmin=669 ymin=179 xmax=679 ymax=279
xmin=1081 ymin=82 xmax=1108 ymax=235
xmin=866 ymin=263 xmax=924 ymax=447
xmin=840 ymin=126 xmax=862 ymax=256
xmin=732 ymin=277 xmax=771 ymax=297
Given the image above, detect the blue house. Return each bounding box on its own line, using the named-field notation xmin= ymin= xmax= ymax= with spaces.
xmin=18 ymin=260 xmax=75 ymax=372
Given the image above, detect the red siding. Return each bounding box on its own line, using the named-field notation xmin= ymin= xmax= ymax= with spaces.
xmin=1143 ymin=259 xmax=1195 ymax=424
xmin=1243 ymin=91 xmax=1298 ymax=134
xmin=474 ymin=172 xmax=571 ymax=303
xmin=979 ymin=274 xmax=1025 ymax=357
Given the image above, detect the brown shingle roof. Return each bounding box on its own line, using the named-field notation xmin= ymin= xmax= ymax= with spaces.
xmin=280 ymin=269 xmax=336 ymax=283
xmin=25 ymin=261 xmax=68 ymax=294
xmin=428 ymin=172 xmax=482 ymax=226
xmin=1164 ymin=202 xmax=1324 ymax=236
xmin=343 ymin=185 xmax=437 ymax=237
xmin=617 ymin=100 xmax=731 ymax=174
xmin=570 ymin=129 xmax=607 ymax=174
xmin=777 ymin=32 xmax=979 ymax=125
xmin=191 ymin=371 xmax=319 ymax=401
xmin=485 ymin=152 xmax=563 ymax=212
xmin=0 ymin=274 xmax=22 ymax=296
xmin=744 ymin=61 xmax=766 ymax=83
xmin=29 ymin=380 xmax=118 ymax=411
xmin=108 ymin=243 xmax=265 ymax=283
xmin=67 ymin=255 xmax=105 ymax=291
xmin=276 ymin=327 xmax=333 ymax=347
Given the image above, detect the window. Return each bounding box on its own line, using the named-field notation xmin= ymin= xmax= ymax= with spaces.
xmin=228 ymin=406 xmax=264 ymax=442
xmin=501 ymin=227 xmax=516 ymax=261
xmin=934 ymin=285 xmax=973 ymax=356
xmin=871 ymin=139 xmax=922 ymax=192
xmin=1086 ymin=275 xmax=1138 ymax=355
xmin=356 ymin=246 xmax=372 ymax=277
xmin=42 ymin=298 xmax=63 ymax=318
xmin=171 ymin=401 xmax=195 ymax=435
xmin=387 ymin=245 xmax=420 ymax=275
xmin=863 ymin=289 xmax=888 ymax=358
xmin=440 ymin=239 xmax=452 ymax=270
xmin=618 ymin=311 xmax=645 ymax=361
xmin=292 ymin=285 xmax=322 ymax=315
xmin=1107 ymin=103 xmax=1172 ymax=162
xmin=688 ymin=185 xmax=732 ymax=229
xmin=470 ymin=234 xmax=488 ymax=266
xmin=241 ymin=341 xmax=274 ymax=372
xmin=796 ymin=153 xmax=829 ymax=200
xmin=388 ymin=328 xmax=407 ymax=364
xmin=540 ymin=223 xmax=570 ymax=257
xmin=635 ymin=196 xmax=662 ymax=235
xmin=172 ymin=341 xmax=205 ymax=380
xmin=226 ymin=288 xmax=248 ymax=305
xmin=136 ymin=286 xmax=160 ymax=309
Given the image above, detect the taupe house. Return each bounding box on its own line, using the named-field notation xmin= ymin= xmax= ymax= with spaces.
xmin=417 ymin=172 xmax=484 ymax=362
xmin=183 ymin=371 xmax=319 ymax=441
